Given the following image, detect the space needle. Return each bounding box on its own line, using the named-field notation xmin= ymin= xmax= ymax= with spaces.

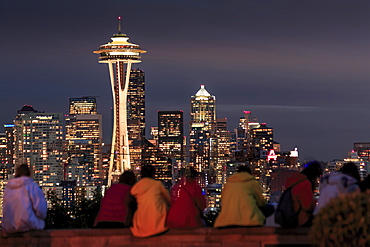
xmin=94 ymin=17 xmax=146 ymax=186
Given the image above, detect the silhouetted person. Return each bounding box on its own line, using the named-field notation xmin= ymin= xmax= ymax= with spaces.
xmin=166 ymin=167 xmax=206 ymax=228
xmin=214 ymin=165 xmax=273 ymax=228
xmin=314 ymin=162 xmax=360 ymax=215
xmin=2 ymin=164 xmax=47 ymax=235
xmin=130 ymin=165 xmax=170 ymax=237
xmin=285 ymin=161 xmax=323 ymax=227
xmin=94 ymin=170 xmax=136 ymax=228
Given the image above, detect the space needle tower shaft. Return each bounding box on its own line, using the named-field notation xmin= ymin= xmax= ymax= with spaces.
xmin=93 ymin=17 xmax=146 ymax=186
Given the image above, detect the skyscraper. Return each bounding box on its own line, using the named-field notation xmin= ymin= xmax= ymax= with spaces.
xmin=14 ymin=105 xmax=63 ymax=186
xmin=189 ymin=85 xmax=217 ymax=185
xmin=127 ymin=69 xmax=145 ymax=140
xmin=94 ymin=18 xmax=146 ymax=186
xmin=158 ymin=111 xmax=185 ymax=181
xmin=215 ymin=118 xmax=230 ymax=184
xmin=65 ymin=97 xmax=103 ymax=185
xmin=250 ymin=123 xmax=274 ymax=159
xmin=231 ymin=111 xmax=258 ymax=161
xmin=69 ymin=97 xmax=97 ymax=115
xmin=158 ymin=111 xmax=184 ymax=159
xmin=353 ymin=142 xmax=370 ymax=161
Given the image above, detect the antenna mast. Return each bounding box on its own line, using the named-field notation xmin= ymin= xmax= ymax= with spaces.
xmin=118 ymin=16 xmax=122 ymax=33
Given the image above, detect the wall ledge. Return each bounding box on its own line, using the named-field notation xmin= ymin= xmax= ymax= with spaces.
xmin=0 ymin=227 xmax=311 ymax=247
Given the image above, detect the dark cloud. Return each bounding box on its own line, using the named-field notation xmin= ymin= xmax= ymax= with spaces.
xmin=2 ymin=0 xmax=370 ymax=161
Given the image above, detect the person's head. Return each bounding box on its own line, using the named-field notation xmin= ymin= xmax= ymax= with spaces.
xmin=119 ymin=170 xmax=136 ymax=186
xmin=15 ymin=164 xmax=31 ymax=178
xmin=301 ymin=161 xmax=323 ymax=182
xmin=185 ymin=167 xmax=198 ymax=181
xmin=340 ymin=162 xmax=361 ymax=182
xmin=237 ymin=165 xmax=251 ymax=174
xmin=186 ymin=166 xmax=198 ymax=178
xmin=141 ymin=165 xmax=156 ymax=178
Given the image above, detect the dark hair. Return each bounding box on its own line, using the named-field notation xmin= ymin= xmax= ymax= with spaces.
xmin=186 ymin=167 xmax=198 ymax=178
xmin=141 ymin=165 xmax=155 ymax=178
xmin=15 ymin=164 xmax=31 ymax=178
xmin=119 ymin=170 xmax=136 ymax=186
xmin=237 ymin=165 xmax=251 ymax=174
xmin=301 ymin=161 xmax=322 ymax=182
xmin=340 ymin=162 xmax=361 ymax=182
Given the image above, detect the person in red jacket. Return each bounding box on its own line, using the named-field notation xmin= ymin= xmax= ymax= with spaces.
xmin=166 ymin=167 xmax=206 ymax=228
xmin=285 ymin=161 xmax=322 ymax=227
xmin=94 ymin=171 xmax=136 ymax=228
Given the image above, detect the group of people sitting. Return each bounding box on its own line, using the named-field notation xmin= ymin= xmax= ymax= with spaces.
xmin=95 ymin=165 xmax=206 ymax=237
xmin=1 ymin=161 xmax=367 ymax=237
xmin=91 ymin=161 xmax=367 ymax=233
xmin=283 ymin=161 xmax=366 ymax=227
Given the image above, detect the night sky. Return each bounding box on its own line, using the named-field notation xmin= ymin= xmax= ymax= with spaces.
xmin=2 ymin=0 xmax=370 ymax=162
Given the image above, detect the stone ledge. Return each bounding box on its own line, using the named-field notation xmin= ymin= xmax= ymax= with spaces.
xmin=0 ymin=227 xmax=311 ymax=247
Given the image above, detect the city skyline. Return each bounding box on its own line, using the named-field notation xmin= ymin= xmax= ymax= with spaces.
xmin=3 ymin=1 xmax=370 ymax=162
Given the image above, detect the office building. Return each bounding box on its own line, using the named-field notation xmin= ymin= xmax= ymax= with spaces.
xmin=158 ymin=111 xmax=185 ymax=182
xmin=353 ymin=142 xmax=370 ymax=161
xmin=189 ymin=85 xmax=217 ymax=186
xmin=127 ymin=69 xmax=146 ymax=139
xmin=158 ymin=111 xmax=184 ymax=161
xmin=215 ymin=118 xmax=231 ymax=184
xmin=141 ymin=138 xmax=173 ymax=190
xmin=69 ymin=97 xmax=97 ymax=115
xmin=250 ymin=123 xmax=274 ymax=159
xmin=65 ymin=97 xmax=103 ymax=186
xmin=14 ymin=105 xmax=64 ymax=186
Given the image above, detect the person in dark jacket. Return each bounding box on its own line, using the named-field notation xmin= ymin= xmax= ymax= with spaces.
xmin=285 ymin=161 xmax=322 ymax=227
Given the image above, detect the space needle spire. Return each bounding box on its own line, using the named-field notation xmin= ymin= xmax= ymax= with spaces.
xmin=118 ymin=16 xmax=122 ymax=33
xmin=94 ymin=17 xmax=146 ymax=186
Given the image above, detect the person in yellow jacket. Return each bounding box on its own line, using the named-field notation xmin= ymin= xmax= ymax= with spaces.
xmin=214 ymin=165 xmax=274 ymax=228
xmin=130 ymin=165 xmax=171 ymax=237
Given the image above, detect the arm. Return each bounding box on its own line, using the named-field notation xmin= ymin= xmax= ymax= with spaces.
xmin=252 ymin=180 xmax=267 ymax=207
xmin=29 ymin=183 xmax=48 ymax=219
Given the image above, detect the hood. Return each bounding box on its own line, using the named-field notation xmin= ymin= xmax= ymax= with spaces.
xmin=227 ymin=172 xmax=255 ymax=183
xmin=322 ymin=172 xmax=358 ymax=186
xmin=6 ymin=176 xmax=33 ymax=190
xmin=132 ymin=177 xmax=157 ymax=196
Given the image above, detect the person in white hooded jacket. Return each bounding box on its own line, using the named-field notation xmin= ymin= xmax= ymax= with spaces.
xmin=314 ymin=162 xmax=361 ymax=215
xmin=2 ymin=164 xmax=47 ymax=234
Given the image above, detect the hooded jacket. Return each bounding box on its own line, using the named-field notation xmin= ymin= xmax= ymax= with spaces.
xmin=314 ymin=172 xmax=359 ymax=215
xmin=166 ymin=177 xmax=206 ymax=228
xmin=94 ymin=183 xmax=132 ymax=226
xmin=130 ymin=177 xmax=170 ymax=237
xmin=214 ymin=172 xmax=267 ymax=228
xmin=2 ymin=176 xmax=47 ymax=233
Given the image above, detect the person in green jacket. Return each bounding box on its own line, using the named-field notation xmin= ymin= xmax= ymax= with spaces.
xmin=214 ymin=165 xmax=274 ymax=228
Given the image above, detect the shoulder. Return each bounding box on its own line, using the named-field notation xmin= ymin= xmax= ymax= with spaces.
xmin=154 ymin=179 xmax=165 ymax=188
xmin=27 ymin=179 xmax=40 ymax=188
